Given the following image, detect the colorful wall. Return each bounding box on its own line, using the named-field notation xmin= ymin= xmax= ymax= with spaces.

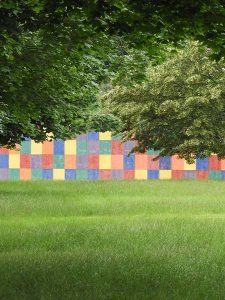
xmin=0 ymin=132 xmax=224 ymax=180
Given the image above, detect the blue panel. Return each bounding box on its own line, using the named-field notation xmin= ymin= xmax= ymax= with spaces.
xmin=196 ymin=158 xmax=208 ymax=170
xmin=0 ymin=155 xmax=8 ymax=168
xmin=123 ymin=141 xmax=136 ymax=155
xmin=221 ymin=171 xmax=225 ymax=180
xmin=88 ymin=132 xmax=99 ymax=140
xmin=112 ymin=170 xmax=123 ymax=180
xmin=148 ymin=170 xmax=159 ymax=179
xmin=88 ymin=170 xmax=99 ymax=180
xmin=42 ymin=169 xmax=53 ymax=179
xmin=76 ymin=155 xmax=88 ymax=169
xmin=159 ymin=156 xmax=171 ymax=169
xmin=184 ymin=171 xmax=196 ymax=179
xmin=88 ymin=141 xmax=99 ymax=154
xmin=124 ymin=154 xmax=135 ymax=170
xmin=54 ymin=139 xmax=64 ymax=155
xmin=65 ymin=169 xmax=76 ymax=180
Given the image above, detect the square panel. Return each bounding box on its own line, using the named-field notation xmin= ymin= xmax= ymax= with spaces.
xmin=31 ymin=141 xmax=42 ymax=154
xmin=123 ymin=141 xmax=135 ymax=155
xmin=76 ymin=154 xmax=88 ymax=169
xmin=196 ymin=158 xmax=208 ymax=170
xmin=88 ymin=170 xmax=99 ymax=180
xmin=159 ymin=170 xmax=172 ymax=179
xmin=20 ymin=154 xmax=31 ymax=168
xmin=88 ymin=141 xmax=99 ymax=154
xmin=171 ymin=155 xmax=184 ymax=170
xmin=112 ymin=133 xmax=123 ymax=140
xmin=135 ymin=154 xmax=148 ymax=170
xmin=0 ymin=169 xmax=8 ymax=180
xmin=20 ymin=168 xmax=31 ymax=180
xmin=209 ymin=170 xmax=221 ymax=180
xmin=77 ymin=140 xmax=88 ymax=154
xmin=31 ymin=155 xmax=42 ymax=169
xmin=221 ymin=159 xmax=225 ymax=170
xmin=76 ymin=169 xmax=88 ymax=180
xmin=65 ymin=169 xmax=76 ymax=180
xmin=196 ymin=170 xmax=208 ymax=180
xmin=100 ymin=141 xmax=111 ymax=154
xmin=32 ymin=169 xmax=42 ymax=179
xmin=64 ymin=155 xmax=76 ymax=169
xmin=9 ymin=169 xmax=20 ymax=180
xmin=54 ymin=155 xmax=64 ymax=169
xmin=88 ymin=155 xmax=99 ymax=169
xmin=65 ymin=140 xmax=76 ymax=155
xmin=111 ymin=155 xmax=123 ymax=170
xmin=99 ymin=131 xmax=111 ymax=140
xmin=9 ymin=154 xmax=20 ymax=168
xmin=124 ymin=170 xmax=135 ymax=180
xmin=42 ymin=169 xmax=53 ymax=180
xmin=53 ymin=169 xmax=65 ymax=180
xmin=111 ymin=140 xmax=123 ymax=154
xmin=54 ymin=139 xmax=64 ymax=155
xmin=111 ymin=170 xmax=123 ymax=180
xmin=0 ymin=155 xmax=8 ymax=168
xmin=148 ymin=155 xmax=159 ymax=170
xmin=88 ymin=132 xmax=99 ymax=140
xmin=0 ymin=148 xmax=9 ymax=154
xmin=184 ymin=160 xmax=196 ymax=171
xmin=21 ymin=140 xmax=31 ymax=154
xmin=99 ymin=155 xmax=111 ymax=169
xmin=209 ymin=156 xmax=221 ymax=170
xmin=42 ymin=154 xmax=53 ymax=169
xmin=148 ymin=170 xmax=159 ymax=179
xmin=124 ymin=154 xmax=135 ymax=170
xmin=9 ymin=145 xmax=20 ymax=154
xmin=172 ymin=170 xmax=184 ymax=179
xmin=77 ymin=133 xmax=87 ymax=141
xmin=42 ymin=141 xmax=53 ymax=154
xmin=221 ymin=171 xmax=225 ymax=180
xmin=135 ymin=170 xmax=147 ymax=180
xmin=159 ymin=157 xmax=171 ymax=170
xmin=147 ymin=149 xmax=160 ymax=155
xmin=184 ymin=171 xmax=196 ymax=179
xmin=100 ymin=170 xmax=111 ymax=180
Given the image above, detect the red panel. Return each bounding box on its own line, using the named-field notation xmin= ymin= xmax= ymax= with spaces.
xmin=111 ymin=140 xmax=123 ymax=155
xmin=148 ymin=155 xmax=159 ymax=170
xmin=100 ymin=170 xmax=111 ymax=180
xmin=124 ymin=170 xmax=135 ymax=180
xmin=42 ymin=154 xmax=53 ymax=169
xmin=172 ymin=170 xmax=184 ymax=179
xmin=88 ymin=155 xmax=99 ymax=169
xmin=0 ymin=148 xmax=9 ymax=154
xmin=197 ymin=170 xmax=208 ymax=180
xmin=209 ymin=156 xmax=221 ymax=170
xmin=20 ymin=154 xmax=31 ymax=168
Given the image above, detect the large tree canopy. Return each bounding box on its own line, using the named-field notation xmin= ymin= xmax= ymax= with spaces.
xmin=103 ymin=41 xmax=225 ymax=162
xmin=1 ymin=0 xmax=225 ymax=148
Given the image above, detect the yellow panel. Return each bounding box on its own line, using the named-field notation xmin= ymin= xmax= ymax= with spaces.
xmin=31 ymin=141 xmax=42 ymax=154
xmin=135 ymin=170 xmax=147 ymax=180
xmin=65 ymin=140 xmax=76 ymax=155
xmin=184 ymin=160 xmax=196 ymax=170
xmin=9 ymin=155 xmax=20 ymax=168
xmin=99 ymin=155 xmax=111 ymax=169
xmin=159 ymin=170 xmax=172 ymax=179
xmin=99 ymin=131 xmax=111 ymax=140
xmin=53 ymin=169 xmax=65 ymax=180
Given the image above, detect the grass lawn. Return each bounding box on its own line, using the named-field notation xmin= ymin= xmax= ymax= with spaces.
xmin=1 ymin=180 xmax=225 ymax=299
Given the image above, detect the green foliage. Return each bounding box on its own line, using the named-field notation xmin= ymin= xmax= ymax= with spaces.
xmin=103 ymin=41 xmax=225 ymax=162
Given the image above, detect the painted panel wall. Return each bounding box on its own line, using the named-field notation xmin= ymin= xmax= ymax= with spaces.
xmin=0 ymin=132 xmax=225 ymax=180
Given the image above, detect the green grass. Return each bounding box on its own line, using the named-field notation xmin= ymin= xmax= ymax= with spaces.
xmin=1 ymin=180 xmax=225 ymax=300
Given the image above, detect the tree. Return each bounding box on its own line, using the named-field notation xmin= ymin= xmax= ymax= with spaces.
xmin=103 ymin=41 xmax=225 ymax=162
xmin=1 ymin=1 xmax=225 ymax=147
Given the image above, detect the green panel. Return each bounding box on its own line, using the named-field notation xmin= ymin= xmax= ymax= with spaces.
xmin=76 ymin=169 xmax=88 ymax=180
xmin=21 ymin=140 xmax=31 ymax=154
xmin=100 ymin=141 xmax=111 ymax=154
xmin=147 ymin=149 xmax=160 ymax=155
xmin=9 ymin=169 xmax=20 ymax=180
xmin=32 ymin=169 xmax=42 ymax=179
xmin=209 ymin=171 xmax=222 ymax=180
xmin=54 ymin=155 xmax=64 ymax=169
xmin=112 ymin=133 xmax=123 ymax=140
xmin=77 ymin=141 xmax=88 ymax=154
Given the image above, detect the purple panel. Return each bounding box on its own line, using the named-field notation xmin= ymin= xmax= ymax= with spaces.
xmin=77 ymin=133 xmax=87 ymax=141
xmin=123 ymin=141 xmax=135 ymax=155
xmin=0 ymin=169 xmax=8 ymax=180
xmin=31 ymin=155 xmax=42 ymax=168
xmin=112 ymin=170 xmax=123 ymax=180
xmin=184 ymin=171 xmax=196 ymax=179
xmin=88 ymin=141 xmax=99 ymax=154
xmin=76 ymin=155 xmax=88 ymax=169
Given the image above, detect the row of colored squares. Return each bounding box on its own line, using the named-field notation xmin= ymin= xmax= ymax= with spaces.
xmin=0 ymin=154 xmax=224 ymax=170
xmin=0 ymin=169 xmax=225 ymax=180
